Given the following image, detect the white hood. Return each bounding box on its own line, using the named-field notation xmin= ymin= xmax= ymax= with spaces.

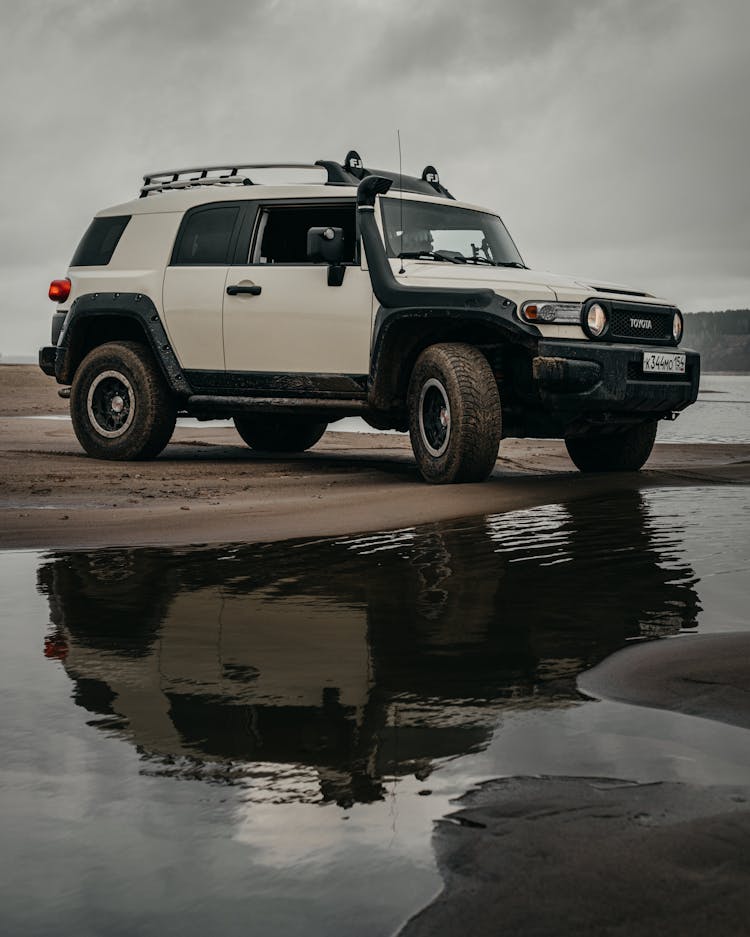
xmin=393 ymin=261 xmax=671 ymax=307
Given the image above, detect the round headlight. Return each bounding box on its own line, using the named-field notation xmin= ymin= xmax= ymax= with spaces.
xmin=586 ymin=303 xmax=608 ymax=337
xmin=672 ymin=311 xmax=683 ymax=343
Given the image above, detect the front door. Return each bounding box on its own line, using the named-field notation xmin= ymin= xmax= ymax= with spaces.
xmin=223 ymin=201 xmax=373 ymax=378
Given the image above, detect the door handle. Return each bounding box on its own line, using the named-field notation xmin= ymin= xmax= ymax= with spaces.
xmin=226 ymin=284 xmax=262 ymax=296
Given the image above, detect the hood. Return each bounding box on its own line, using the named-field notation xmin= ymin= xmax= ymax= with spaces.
xmin=393 ymin=261 xmax=670 ymax=306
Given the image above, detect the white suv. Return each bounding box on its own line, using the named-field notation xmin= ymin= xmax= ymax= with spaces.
xmin=40 ymin=150 xmax=700 ymax=483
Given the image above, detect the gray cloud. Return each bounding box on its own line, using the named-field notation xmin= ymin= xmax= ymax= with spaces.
xmin=1 ymin=0 xmax=748 ymax=354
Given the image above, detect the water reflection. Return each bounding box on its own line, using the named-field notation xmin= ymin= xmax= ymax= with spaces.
xmin=39 ymin=491 xmax=700 ymax=806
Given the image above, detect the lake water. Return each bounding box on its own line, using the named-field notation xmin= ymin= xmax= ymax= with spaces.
xmin=656 ymin=373 xmax=750 ymax=444
xmin=1 ymin=485 xmax=749 ymax=936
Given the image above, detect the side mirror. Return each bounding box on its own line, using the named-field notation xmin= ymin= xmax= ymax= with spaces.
xmin=307 ymin=226 xmax=347 ymax=286
xmin=307 ymin=226 xmax=345 ymax=264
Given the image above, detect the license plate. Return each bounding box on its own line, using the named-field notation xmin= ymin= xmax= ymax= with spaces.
xmin=642 ymin=352 xmax=686 ymax=374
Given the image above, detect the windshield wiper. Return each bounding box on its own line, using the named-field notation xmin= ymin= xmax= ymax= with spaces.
xmin=465 ymin=256 xmax=527 ymax=268
xmin=462 ymin=255 xmax=496 ymax=266
xmin=398 ymin=251 xmax=466 ymax=264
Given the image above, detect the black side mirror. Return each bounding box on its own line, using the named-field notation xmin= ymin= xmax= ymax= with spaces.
xmin=307 ymin=227 xmax=347 ymax=286
xmin=307 ymin=226 xmax=346 ymax=264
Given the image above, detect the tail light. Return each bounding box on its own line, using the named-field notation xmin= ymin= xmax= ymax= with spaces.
xmin=49 ymin=278 xmax=71 ymax=303
xmin=44 ymin=632 xmax=69 ymax=661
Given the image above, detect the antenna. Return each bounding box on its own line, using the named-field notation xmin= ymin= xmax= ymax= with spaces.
xmin=397 ymin=129 xmax=405 ymax=274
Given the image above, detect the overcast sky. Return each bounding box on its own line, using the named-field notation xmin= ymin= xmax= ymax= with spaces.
xmin=2 ymin=0 xmax=749 ymax=355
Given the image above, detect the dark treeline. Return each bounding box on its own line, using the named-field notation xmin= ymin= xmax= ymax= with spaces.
xmin=684 ymin=309 xmax=750 ymax=372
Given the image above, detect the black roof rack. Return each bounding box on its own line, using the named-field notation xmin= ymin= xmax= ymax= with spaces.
xmin=140 ymin=151 xmax=454 ymax=199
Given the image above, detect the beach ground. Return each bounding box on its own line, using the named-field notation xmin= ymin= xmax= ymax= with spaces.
xmin=1 ymin=364 xmax=749 ymax=550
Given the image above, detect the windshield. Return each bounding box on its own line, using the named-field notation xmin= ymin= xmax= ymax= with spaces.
xmin=380 ymin=197 xmax=524 ymax=267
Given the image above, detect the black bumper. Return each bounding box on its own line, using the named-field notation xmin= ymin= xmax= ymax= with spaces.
xmin=39 ymin=346 xmax=57 ymax=377
xmin=532 ymin=339 xmax=700 ymax=417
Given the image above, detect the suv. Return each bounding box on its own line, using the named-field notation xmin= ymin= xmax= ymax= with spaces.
xmin=39 ymin=150 xmax=700 ymax=484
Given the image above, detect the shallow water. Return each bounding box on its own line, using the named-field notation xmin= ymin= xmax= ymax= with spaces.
xmin=657 ymin=373 xmax=750 ymax=444
xmin=1 ymin=486 xmax=749 ymax=936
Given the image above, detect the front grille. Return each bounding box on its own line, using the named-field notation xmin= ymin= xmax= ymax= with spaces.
xmin=610 ymin=305 xmax=673 ymax=342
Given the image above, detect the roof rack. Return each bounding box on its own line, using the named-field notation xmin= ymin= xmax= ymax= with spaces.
xmin=140 ymin=151 xmax=454 ymax=199
xmin=140 ymin=163 xmax=325 ymax=197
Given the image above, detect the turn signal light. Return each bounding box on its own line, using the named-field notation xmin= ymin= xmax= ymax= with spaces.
xmin=49 ymin=278 xmax=71 ymax=303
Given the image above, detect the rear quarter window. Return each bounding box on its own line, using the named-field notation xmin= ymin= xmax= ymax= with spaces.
xmin=71 ymin=215 xmax=131 ymax=266
xmin=172 ymin=204 xmax=241 ymax=265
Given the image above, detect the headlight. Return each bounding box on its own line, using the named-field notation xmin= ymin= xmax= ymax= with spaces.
xmin=586 ymin=302 xmax=608 ymax=337
xmin=521 ymin=301 xmax=582 ymax=324
xmin=672 ymin=310 xmax=683 ymax=343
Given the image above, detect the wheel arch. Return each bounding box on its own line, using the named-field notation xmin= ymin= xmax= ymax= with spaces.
xmin=55 ymin=292 xmax=192 ymax=397
xmin=368 ymin=308 xmax=531 ymax=412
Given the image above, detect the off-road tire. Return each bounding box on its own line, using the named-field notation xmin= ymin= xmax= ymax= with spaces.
xmin=565 ymin=421 xmax=658 ymax=472
xmin=234 ymin=415 xmax=327 ymax=452
xmin=70 ymin=341 xmax=176 ymax=461
xmin=408 ymin=343 xmax=501 ymax=484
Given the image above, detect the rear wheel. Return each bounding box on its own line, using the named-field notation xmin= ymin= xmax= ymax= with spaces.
xmin=234 ymin=415 xmax=327 ymax=452
xmin=407 ymin=343 xmax=501 ymax=484
xmin=70 ymin=341 xmax=176 ymax=460
xmin=565 ymin=421 xmax=658 ymax=472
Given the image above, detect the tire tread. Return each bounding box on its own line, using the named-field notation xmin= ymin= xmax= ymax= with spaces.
xmin=565 ymin=421 xmax=658 ymax=472
xmin=408 ymin=343 xmax=501 ymax=484
xmin=70 ymin=340 xmax=176 ymax=461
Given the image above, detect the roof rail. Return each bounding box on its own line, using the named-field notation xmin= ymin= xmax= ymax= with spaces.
xmin=139 ymin=152 xmax=454 ymax=199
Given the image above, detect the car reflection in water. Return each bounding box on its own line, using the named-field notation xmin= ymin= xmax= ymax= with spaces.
xmin=39 ymin=491 xmax=700 ymax=807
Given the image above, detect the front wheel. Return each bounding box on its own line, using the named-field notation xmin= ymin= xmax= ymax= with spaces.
xmin=407 ymin=343 xmax=501 ymax=484
xmin=234 ymin=415 xmax=327 ymax=452
xmin=70 ymin=341 xmax=176 ymax=460
xmin=565 ymin=421 xmax=658 ymax=473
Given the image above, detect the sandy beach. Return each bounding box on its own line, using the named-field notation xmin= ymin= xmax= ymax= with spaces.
xmin=2 ymin=364 xmax=749 ymax=550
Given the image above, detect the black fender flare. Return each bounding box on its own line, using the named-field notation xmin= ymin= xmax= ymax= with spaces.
xmin=54 ymin=292 xmax=192 ymax=396
xmin=369 ymin=304 xmax=539 ymax=410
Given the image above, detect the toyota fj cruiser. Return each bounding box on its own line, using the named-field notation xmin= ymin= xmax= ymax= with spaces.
xmin=39 ymin=150 xmax=700 ymax=484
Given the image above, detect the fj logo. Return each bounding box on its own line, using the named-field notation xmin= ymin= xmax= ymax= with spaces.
xmin=631 ymin=317 xmax=652 ymax=329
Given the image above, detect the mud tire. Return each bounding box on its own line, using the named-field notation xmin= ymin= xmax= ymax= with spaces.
xmin=70 ymin=341 xmax=176 ymax=461
xmin=565 ymin=421 xmax=658 ymax=472
xmin=407 ymin=343 xmax=501 ymax=484
xmin=234 ymin=415 xmax=327 ymax=452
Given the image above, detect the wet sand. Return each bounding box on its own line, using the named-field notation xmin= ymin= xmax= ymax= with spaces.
xmin=401 ymin=633 xmax=750 ymax=936
xmin=580 ymin=634 xmax=750 ymax=730
xmin=399 ymin=776 xmax=750 ymax=937
xmin=2 ymin=364 xmax=749 ymax=550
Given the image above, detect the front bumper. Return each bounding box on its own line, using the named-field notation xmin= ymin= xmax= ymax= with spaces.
xmin=532 ymin=339 xmax=700 ymax=416
xmin=39 ymin=346 xmax=57 ymax=376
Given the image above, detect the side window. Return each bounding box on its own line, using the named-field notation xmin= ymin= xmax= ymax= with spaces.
xmin=71 ymin=216 xmax=130 ymax=266
xmin=173 ymin=205 xmax=240 ymax=265
xmin=252 ymin=204 xmax=356 ymax=264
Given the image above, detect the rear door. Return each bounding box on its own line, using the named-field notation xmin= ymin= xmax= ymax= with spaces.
xmin=223 ymin=200 xmax=373 ymax=377
xmin=162 ymin=202 xmax=243 ymax=370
